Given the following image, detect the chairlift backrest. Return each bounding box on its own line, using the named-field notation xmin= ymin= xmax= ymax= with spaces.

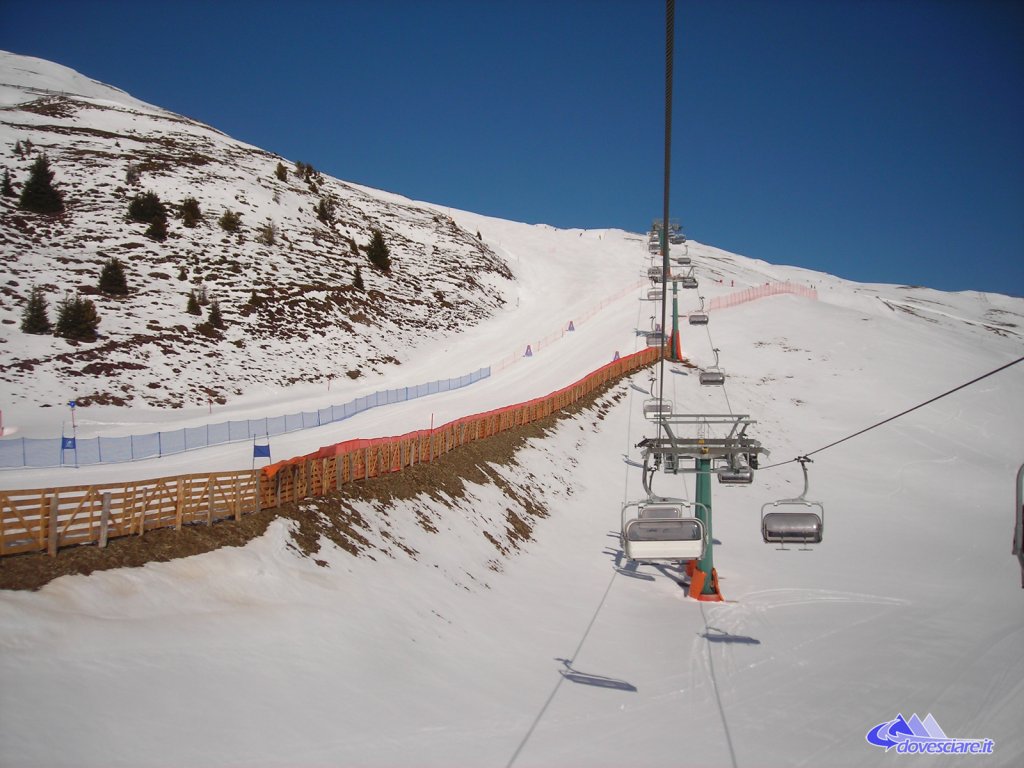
xmin=761 ymin=503 xmax=823 ymax=544
xmin=718 ymin=466 xmax=753 ymax=484
xmin=642 ymin=398 xmax=672 ymax=420
xmin=699 ymin=370 xmax=725 ymax=385
xmin=621 ymin=498 xmax=707 ymax=563
xmin=688 ymin=313 xmax=709 ymax=326
xmin=761 ymin=457 xmax=823 ymax=545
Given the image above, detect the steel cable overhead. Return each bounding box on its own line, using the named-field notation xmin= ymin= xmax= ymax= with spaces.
xmin=759 ymin=355 xmax=1024 ymax=471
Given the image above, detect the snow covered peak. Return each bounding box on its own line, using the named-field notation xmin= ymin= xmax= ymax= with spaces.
xmin=0 ymin=50 xmax=159 ymax=112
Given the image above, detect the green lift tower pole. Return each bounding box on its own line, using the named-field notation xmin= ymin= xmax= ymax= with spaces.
xmin=695 ymin=456 xmax=716 ymax=594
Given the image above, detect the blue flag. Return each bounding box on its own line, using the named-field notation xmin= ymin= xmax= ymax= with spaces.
xmin=61 ymin=436 xmax=76 ymax=450
xmin=253 ymin=444 xmax=271 ymax=458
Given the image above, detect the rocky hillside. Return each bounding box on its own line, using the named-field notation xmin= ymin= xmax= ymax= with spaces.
xmin=0 ymin=51 xmax=512 ymax=410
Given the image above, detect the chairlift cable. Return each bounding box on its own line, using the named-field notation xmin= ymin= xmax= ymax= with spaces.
xmin=656 ymin=0 xmax=675 ymax=448
xmin=702 ymin=322 xmax=734 ymax=418
xmin=759 ymin=355 xmax=1024 ymax=471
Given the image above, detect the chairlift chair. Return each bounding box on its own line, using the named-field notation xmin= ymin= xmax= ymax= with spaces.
xmin=642 ymin=397 xmax=672 ymax=420
xmin=647 ymin=288 xmax=663 ymax=301
xmin=699 ymin=370 xmax=725 ymax=385
xmin=717 ymin=461 xmax=754 ymax=484
xmin=688 ymin=295 xmax=709 ymax=326
xmin=647 ymin=266 xmax=664 ymax=282
xmin=621 ymin=498 xmax=707 ymax=563
xmin=673 ymin=255 xmax=691 ymax=266
xmin=761 ymin=457 xmax=823 ymax=547
xmin=681 ymin=276 xmax=698 ymax=289
xmin=646 ymin=331 xmax=667 ymax=347
xmin=699 ymin=347 xmax=725 ymax=385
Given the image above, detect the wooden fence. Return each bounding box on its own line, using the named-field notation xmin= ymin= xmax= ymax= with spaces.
xmin=0 ymin=347 xmax=660 ymax=558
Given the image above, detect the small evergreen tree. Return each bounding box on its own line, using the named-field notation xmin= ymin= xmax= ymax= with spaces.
xmin=1 ymin=168 xmax=14 ymax=197
xmin=146 ymin=216 xmax=168 ymax=242
xmin=178 ymin=265 xmax=188 ymax=281
xmin=256 ymin=218 xmax=278 ymax=245
xmin=98 ymin=256 xmax=129 ymax=295
xmin=180 ymin=197 xmax=202 ymax=227
xmin=186 ymin=290 xmax=201 ymax=315
xmin=125 ymin=163 xmax=141 ymax=185
xmin=315 ymin=196 xmax=336 ymax=224
xmin=18 ymin=154 xmax=64 ymax=213
xmin=219 ymin=209 xmax=242 ymax=232
xmin=208 ymin=300 xmax=224 ymax=329
xmin=275 ymin=162 xmax=287 ymax=182
xmin=20 ymin=286 xmax=51 ymax=334
xmin=127 ymin=191 xmax=166 ymax=224
xmin=367 ymin=228 xmax=392 ymax=273
xmin=55 ymin=293 xmax=100 ymax=342
xmin=247 ymin=289 xmax=259 ymax=306
xmin=353 ymin=265 xmax=364 ymax=290
xmin=198 ymin=285 xmax=209 ymax=305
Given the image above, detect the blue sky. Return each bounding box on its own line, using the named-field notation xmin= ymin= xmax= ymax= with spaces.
xmin=2 ymin=0 xmax=1022 ymax=295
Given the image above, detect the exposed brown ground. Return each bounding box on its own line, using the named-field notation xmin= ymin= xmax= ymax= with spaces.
xmin=0 ymin=378 xmax=629 ymax=591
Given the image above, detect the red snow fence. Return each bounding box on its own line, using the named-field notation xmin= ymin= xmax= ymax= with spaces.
xmin=258 ymin=347 xmax=660 ymax=508
xmin=707 ymin=281 xmax=817 ymax=311
xmin=0 ymin=347 xmax=661 ymax=558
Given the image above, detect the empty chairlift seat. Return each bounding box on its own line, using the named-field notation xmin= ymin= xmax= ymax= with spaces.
xmin=761 ymin=457 xmax=823 ymax=546
xmin=647 ymin=266 xmax=664 ymax=281
xmin=688 ymin=312 xmax=709 ymax=325
xmin=646 ymin=331 xmax=667 ymax=347
xmin=718 ymin=464 xmax=754 ymax=484
xmin=680 ymin=276 xmax=698 ymax=289
xmin=647 ymin=288 xmax=663 ymax=301
xmin=673 ymin=255 xmax=691 ymax=265
xmin=642 ymin=397 xmax=672 ymax=420
xmin=699 ymin=369 xmax=725 ymax=385
xmin=761 ymin=502 xmax=823 ymax=545
xmin=621 ymin=499 xmax=707 ymax=563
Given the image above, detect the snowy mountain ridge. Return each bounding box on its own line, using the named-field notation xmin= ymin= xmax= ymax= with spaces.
xmin=0 ymin=50 xmax=511 ymax=415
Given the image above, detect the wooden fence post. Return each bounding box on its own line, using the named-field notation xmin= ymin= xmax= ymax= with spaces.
xmin=47 ymin=495 xmax=59 ymax=557
xmin=99 ymin=491 xmax=111 ymax=549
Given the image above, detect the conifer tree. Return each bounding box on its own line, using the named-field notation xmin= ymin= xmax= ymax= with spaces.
xmin=353 ymin=265 xmax=364 ymax=290
xmin=180 ymin=197 xmax=202 ymax=227
xmin=128 ymin=191 xmax=166 ymax=224
xmin=98 ymin=256 xmax=129 ymax=295
xmin=20 ymin=286 xmax=51 ymax=334
xmin=186 ymin=290 xmax=201 ymax=315
xmin=18 ymin=154 xmax=64 ymax=213
xmin=208 ymin=300 xmax=224 ymax=329
xmin=146 ymin=216 xmax=168 ymax=242
xmin=55 ymin=293 xmax=100 ymax=342
xmin=1 ymin=168 xmax=14 ymax=197
xmin=275 ymin=162 xmax=287 ymax=182
xmin=219 ymin=209 xmax=242 ymax=232
xmin=367 ymin=228 xmax=392 ymax=273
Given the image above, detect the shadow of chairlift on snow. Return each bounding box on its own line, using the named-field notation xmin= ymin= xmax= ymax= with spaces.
xmin=701 ymin=626 xmax=761 ymax=645
xmin=555 ymin=659 xmax=638 ymax=692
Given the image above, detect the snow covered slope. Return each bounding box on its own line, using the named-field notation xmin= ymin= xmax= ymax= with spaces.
xmin=2 ymin=53 xmax=1023 ymax=768
xmin=0 ymin=50 xmax=511 ymax=415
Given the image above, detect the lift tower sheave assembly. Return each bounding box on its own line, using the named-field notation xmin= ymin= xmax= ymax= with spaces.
xmin=635 ymin=414 xmax=766 ymax=600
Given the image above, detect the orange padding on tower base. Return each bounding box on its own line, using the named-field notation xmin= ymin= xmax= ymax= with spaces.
xmin=687 ymin=564 xmax=724 ymax=602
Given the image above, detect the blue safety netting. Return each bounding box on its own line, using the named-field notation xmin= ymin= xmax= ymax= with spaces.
xmin=0 ymin=367 xmax=490 ymax=468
